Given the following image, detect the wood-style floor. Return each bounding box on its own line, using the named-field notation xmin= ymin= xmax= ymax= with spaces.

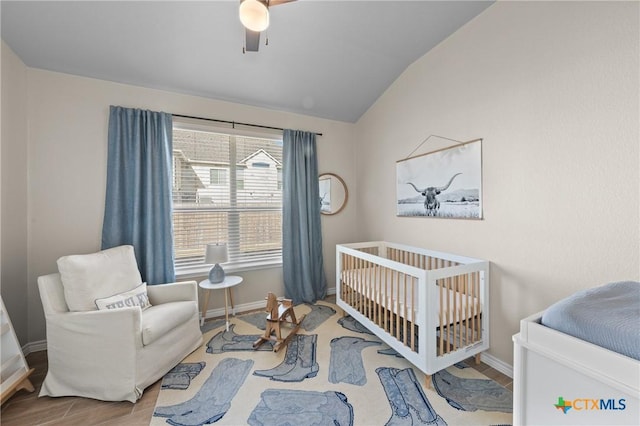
xmin=1 ymin=352 xmax=513 ymax=425
xmin=1 ymin=307 xmax=513 ymax=425
xmin=0 ymin=350 xmax=160 ymax=425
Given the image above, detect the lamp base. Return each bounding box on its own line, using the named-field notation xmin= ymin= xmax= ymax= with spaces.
xmin=209 ymin=264 xmax=225 ymax=283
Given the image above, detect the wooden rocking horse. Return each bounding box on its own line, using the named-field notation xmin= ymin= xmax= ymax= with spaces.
xmin=253 ymin=292 xmax=305 ymax=352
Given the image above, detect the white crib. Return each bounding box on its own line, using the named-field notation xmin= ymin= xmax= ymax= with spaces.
xmin=336 ymin=241 xmax=490 ymax=378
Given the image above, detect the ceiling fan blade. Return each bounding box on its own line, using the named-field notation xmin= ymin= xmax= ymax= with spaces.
xmin=268 ymin=0 xmax=296 ymax=6
xmin=245 ymin=29 xmax=260 ymax=52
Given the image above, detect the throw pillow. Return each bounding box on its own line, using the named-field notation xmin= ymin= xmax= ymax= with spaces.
xmin=57 ymin=245 xmax=143 ymax=312
xmin=95 ymin=282 xmax=151 ymax=310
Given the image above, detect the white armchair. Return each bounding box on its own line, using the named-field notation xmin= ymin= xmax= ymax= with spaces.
xmin=37 ymin=246 xmax=203 ymax=402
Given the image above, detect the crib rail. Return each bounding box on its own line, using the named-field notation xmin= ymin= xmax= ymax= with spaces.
xmin=387 ymin=246 xmax=460 ymax=270
xmin=436 ymin=271 xmax=482 ymax=357
xmin=340 ymin=251 xmax=420 ymax=352
xmin=336 ymin=241 xmax=489 ymax=375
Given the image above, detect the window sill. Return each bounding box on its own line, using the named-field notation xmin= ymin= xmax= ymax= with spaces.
xmin=176 ymin=260 xmax=283 ymax=281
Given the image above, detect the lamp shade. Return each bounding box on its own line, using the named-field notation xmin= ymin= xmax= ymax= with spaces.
xmin=239 ymin=0 xmax=270 ymax=32
xmin=205 ymin=243 xmax=228 ymax=265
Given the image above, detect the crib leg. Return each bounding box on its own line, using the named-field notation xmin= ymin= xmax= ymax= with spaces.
xmin=475 ymin=353 xmax=481 ymax=365
xmin=424 ymin=374 xmax=432 ymax=389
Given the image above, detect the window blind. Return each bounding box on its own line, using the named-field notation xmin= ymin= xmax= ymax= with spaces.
xmin=172 ymin=128 xmax=283 ymax=273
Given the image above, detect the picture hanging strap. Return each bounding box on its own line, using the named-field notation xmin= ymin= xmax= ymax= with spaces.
xmin=404 ymin=134 xmax=466 ymax=160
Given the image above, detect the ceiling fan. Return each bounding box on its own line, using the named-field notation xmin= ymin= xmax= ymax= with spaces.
xmin=239 ymin=0 xmax=296 ymax=53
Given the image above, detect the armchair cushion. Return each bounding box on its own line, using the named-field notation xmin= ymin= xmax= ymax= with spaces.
xmin=57 ymin=245 xmax=142 ymax=311
xmin=95 ymin=282 xmax=151 ymax=311
xmin=141 ymin=301 xmax=196 ymax=346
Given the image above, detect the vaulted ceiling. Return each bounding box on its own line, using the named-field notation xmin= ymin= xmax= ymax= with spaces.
xmin=1 ymin=1 xmax=493 ymax=122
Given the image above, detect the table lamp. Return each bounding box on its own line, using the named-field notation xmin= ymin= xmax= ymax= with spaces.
xmin=205 ymin=243 xmax=228 ymax=283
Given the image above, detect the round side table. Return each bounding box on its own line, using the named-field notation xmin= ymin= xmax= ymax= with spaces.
xmin=199 ymin=275 xmax=243 ymax=330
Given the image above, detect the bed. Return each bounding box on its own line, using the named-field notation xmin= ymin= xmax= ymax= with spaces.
xmin=335 ymin=242 xmax=490 ymax=380
xmin=512 ymin=281 xmax=640 ymax=426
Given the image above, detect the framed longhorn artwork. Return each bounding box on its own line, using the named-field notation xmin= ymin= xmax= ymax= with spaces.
xmin=396 ymin=138 xmax=483 ymax=219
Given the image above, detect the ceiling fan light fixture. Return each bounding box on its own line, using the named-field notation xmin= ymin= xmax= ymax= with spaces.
xmin=239 ymin=0 xmax=270 ymax=32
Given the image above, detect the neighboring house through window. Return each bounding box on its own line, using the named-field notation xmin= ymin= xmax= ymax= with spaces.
xmin=209 ymin=168 xmax=228 ymax=186
xmin=172 ymin=124 xmax=283 ymax=275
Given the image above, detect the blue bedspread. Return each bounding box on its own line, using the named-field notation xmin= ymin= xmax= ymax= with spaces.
xmin=541 ymin=281 xmax=640 ymax=361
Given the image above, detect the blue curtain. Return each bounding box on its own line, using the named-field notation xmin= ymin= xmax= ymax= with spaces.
xmin=282 ymin=129 xmax=327 ymax=304
xmin=102 ymin=106 xmax=175 ymax=284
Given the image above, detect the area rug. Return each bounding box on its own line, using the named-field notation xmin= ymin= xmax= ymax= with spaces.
xmin=152 ymin=301 xmax=512 ymax=426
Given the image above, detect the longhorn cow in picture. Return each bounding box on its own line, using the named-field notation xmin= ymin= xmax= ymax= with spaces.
xmin=406 ymin=173 xmax=462 ymax=216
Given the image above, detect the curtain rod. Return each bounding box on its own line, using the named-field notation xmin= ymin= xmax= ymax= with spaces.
xmin=172 ymin=113 xmax=323 ymax=137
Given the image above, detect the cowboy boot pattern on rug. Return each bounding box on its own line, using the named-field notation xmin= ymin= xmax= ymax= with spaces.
xmin=199 ymin=318 xmax=226 ymax=334
xmin=237 ymin=311 xmax=267 ymax=330
xmin=301 ymin=303 xmax=336 ymax=331
xmin=240 ymin=303 xmax=335 ymax=331
xmin=338 ymin=315 xmax=375 ymax=335
xmin=161 ymin=362 xmax=206 ymax=390
xmin=329 ymin=336 xmax=381 ymax=385
xmin=154 ymin=357 xmax=254 ymax=426
xmin=206 ymin=323 xmax=274 ymax=354
xmin=376 ymin=367 xmax=447 ymax=426
xmin=377 ymin=347 xmax=404 ymax=357
xmin=252 ymin=332 xmax=300 ymax=378
xmin=336 ymin=317 xmax=405 ymax=359
xmin=247 ymin=389 xmax=354 ymax=426
xmin=432 ymin=369 xmax=512 ymax=413
xmin=253 ymin=334 xmax=319 ymax=382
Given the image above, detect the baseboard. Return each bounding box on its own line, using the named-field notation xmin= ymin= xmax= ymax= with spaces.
xmin=23 ymin=339 xmax=47 ymax=355
xmin=481 ymin=352 xmax=513 ymax=379
xmin=202 ymin=299 xmax=265 ymax=321
xmin=203 ymin=289 xmax=337 ymax=321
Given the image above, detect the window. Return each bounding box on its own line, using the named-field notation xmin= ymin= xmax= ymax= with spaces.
xmin=209 ymin=168 xmax=228 ymax=186
xmin=172 ymin=126 xmax=283 ymax=275
xmin=237 ymin=168 xmax=245 ymax=190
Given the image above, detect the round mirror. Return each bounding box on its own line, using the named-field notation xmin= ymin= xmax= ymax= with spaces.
xmin=319 ymin=173 xmax=348 ymax=215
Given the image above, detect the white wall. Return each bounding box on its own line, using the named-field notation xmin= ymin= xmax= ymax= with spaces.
xmin=1 ymin=41 xmax=29 ymax=345
xmin=4 ymin=1 xmax=638 ymax=371
xmin=354 ymin=1 xmax=639 ymax=366
xmin=25 ymin=69 xmax=357 ymax=342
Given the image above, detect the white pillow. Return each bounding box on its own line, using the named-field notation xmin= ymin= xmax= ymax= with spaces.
xmin=95 ymin=283 xmax=151 ymax=311
xmin=57 ymin=245 xmax=143 ymax=312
